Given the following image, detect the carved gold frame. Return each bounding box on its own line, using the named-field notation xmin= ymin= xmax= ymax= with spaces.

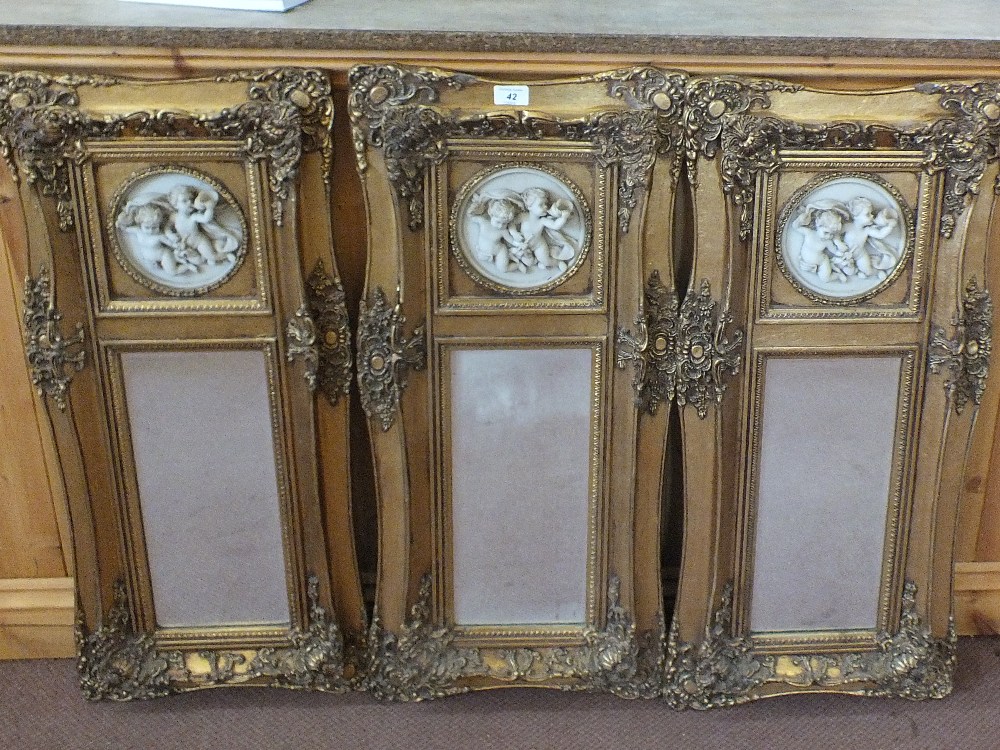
xmin=101 ymin=339 xmax=303 ymax=650
xmin=80 ymin=143 xmax=270 ymax=315
xmin=3 ymin=69 xmax=360 ymax=699
xmin=352 ymin=63 xmax=676 ymax=698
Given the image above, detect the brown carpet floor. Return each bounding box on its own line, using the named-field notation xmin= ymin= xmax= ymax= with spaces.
xmin=2 ymin=637 xmax=1000 ymax=749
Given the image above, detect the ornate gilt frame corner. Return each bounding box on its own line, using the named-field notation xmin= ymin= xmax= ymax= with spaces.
xmin=76 ymin=575 xmax=353 ymax=701
xmin=362 ymin=575 xmax=665 ymax=700
xmin=0 ymin=68 xmax=335 ymax=231
xmin=662 ymin=580 xmax=956 ymax=708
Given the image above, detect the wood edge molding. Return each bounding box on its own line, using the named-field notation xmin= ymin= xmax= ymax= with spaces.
xmin=0 ymin=44 xmax=996 ymax=81
xmin=0 ymin=577 xmax=75 ymax=659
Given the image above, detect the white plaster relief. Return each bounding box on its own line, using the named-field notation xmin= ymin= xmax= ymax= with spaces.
xmin=779 ymin=175 xmax=908 ymax=302
xmin=113 ymin=169 xmax=247 ymax=295
xmin=454 ymin=166 xmax=589 ymax=293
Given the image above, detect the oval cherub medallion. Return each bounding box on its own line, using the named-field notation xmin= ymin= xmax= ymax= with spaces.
xmin=111 ymin=167 xmax=248 ymax=296
xmin=777 ymin=174 xmax=912 ymax=304
xmin=452 ymin=165 xmax=591 ymax=294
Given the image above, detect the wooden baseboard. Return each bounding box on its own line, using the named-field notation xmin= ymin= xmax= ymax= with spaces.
xmin=955 ymin=562 xmax=1000 ymax=635
xmin=0 ymin=568 xmax=996 ymax=660
xmin=0 ymin=577 xmax=75 ymax=659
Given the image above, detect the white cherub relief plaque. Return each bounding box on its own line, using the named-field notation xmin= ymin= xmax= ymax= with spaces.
xmin=777 ymin=174 xmax=911 ymax=303
xmin=111 ymin=168 xmax=248 ymax=296
xmin=452 ymin=165 xmax=590 ymax=293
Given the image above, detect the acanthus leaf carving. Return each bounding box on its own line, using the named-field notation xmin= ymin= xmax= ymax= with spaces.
xmin=908 ymin=81 xmax=1000 ymax=238
xmin=356 ymin=286 xmax=426 ymax=431
xmin=598 ymin=66 xmax=688 ymax=177
xmin=23 ymin=266 xmax=85 ymax=411
xmin=206 ymin=69 xmax=335 ymax=226
xmin=0 ymin=69 xmax=334 ymax=229
xmin=718 ymin=116 xmax=879 ymax=240
xmin=306 ymin=260 xmax=352 ymax=407
xmin=616 ymin=269 xmax=679 ymax=416
xmin=929 ymin=277 xmax=992 ymax=414
xmin=363 ymin=574 xmax=659 ymax=700
xmin=350 ymin=67 xmax=667 ymax=233
xmin=362 ymin=575 xmax=483 ymax=701
xmin=664 ymin=580 xmax=955 ymax=708
xmin=617 ymin=272 xmax=743 ymax=418
xmin=286 ymin=303 xmax=319 ymax=392
xmin=246 ymin=574 xmax=350 ymax=692
xmin=0 ymin=71 xmax=123 ymax=230
xmin=682 ymin=77 xmax=800 ymax=179
xmin=347 ymin=64 xmax=472 ymax=174
xmin=664 ymin=583 xmax=774 ymax=709
xmin=76 ymin=580 xmax=182 ymax=702
xmin=76 ymin=574 xmax=349 ymax=700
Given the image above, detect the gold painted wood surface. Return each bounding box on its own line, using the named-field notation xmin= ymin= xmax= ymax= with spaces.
xmin=2 ymin=45 xmax=1000 ymax=665
xmin=0 ymin=171 xmax=71 ymax=581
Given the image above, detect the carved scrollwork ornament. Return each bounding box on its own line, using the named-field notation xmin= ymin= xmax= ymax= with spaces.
xmin=245 ymin=574 xmax=350 ymax=693
xmin=929 ymin=277 xmax=992 ymax=414
xmin=205 ymin=69 xmax=334 ymax=226
xmin=616 ymin=270 xmax=680 ymax=416
xmin=682 ymin=77 xmax=800 ymax=180
xmin=663 ymin=580 xmax=955 ymax=707
xmin=306 ymin=260 xmax=352 ymax=406
xmin=362 ymin=576 xmax=484 ymax=701
xmin=363 ymin=574 xmax=655 ymax=700
xmin=598 ymin=67 xmax=688 ymax=172
xmin=0 ymin=69 xmax=333 ymax=229
xmin=663 ymin=584 xmax=774 ymax=709
xmin=286 ymin=304 xmax=319 ymax=392
xmin=76 ymin=581 xmax=181 ymax=701
xmin=617 ymin=272 xmax=743 ymax=418
xmin=908 ymin=81 xmax=1000 ymax=238
xmin=347 ymin=64 xmax=472 ymax=173
xmin=23 ymin=267 xmax=85 ymax=411
xmin=0 ymin=71 xmax=122 ymax=230
xmin=719 ymin=116 xmax=880 ymax=240
xmin=76 ymin=575 xmax=349 ymax=700
xmin=348 ymin=67 xmax=664 ymax=233
xmin=356 ymin=286 xmax=426 ymax=432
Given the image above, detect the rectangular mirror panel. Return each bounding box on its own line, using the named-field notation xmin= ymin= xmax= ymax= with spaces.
xmin=449 ymin=347 xmax=594 ymax=626
xmin=122 ymin=349 xmax=291 ymax=629
xmin=750 ymin=355 xmax=902 ymax=633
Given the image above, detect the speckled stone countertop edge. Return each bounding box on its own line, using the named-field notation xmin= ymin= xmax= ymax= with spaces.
xmin=0 ymin=26 xmax=995 ymax=60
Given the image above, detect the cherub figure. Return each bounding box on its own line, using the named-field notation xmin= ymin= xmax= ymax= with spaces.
xmin=843 ymin=197 xmax=899 ymax=279
xmin=516 ymin=187 xmax=577 ymax=271
xmin=467 ymin=193 xmax=529 ymax=273
xmin=166 ymin=185 xmax=240 ymax=267
xmin=117 ymin=203 xmax=194 ymax=276
xmin=792 ymin=204 xmax=850 ymax=283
